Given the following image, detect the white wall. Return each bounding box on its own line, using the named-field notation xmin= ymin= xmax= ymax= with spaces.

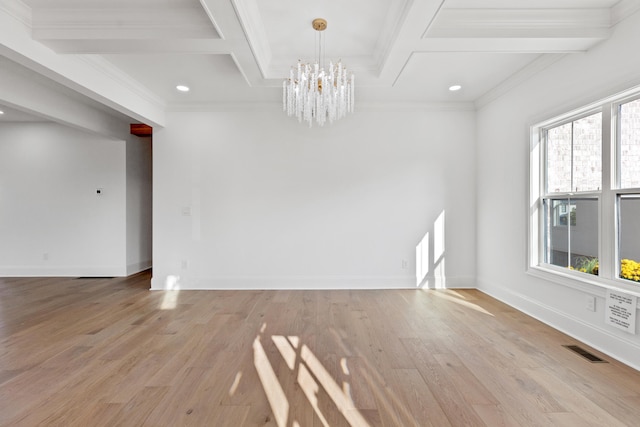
xmin=126 ymin=135 xmax=153 ymax=275
xmin=0 ymin=122 xmax=127 ymax=276
xmin=152 ymin=109 xmax=476 ymax=290
xmin=476 ymin=11 xmax=640 ymax=369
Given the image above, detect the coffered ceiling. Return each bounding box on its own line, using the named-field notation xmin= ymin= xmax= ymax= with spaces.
xmin=2 ymin=0 xmax=639 ymax=124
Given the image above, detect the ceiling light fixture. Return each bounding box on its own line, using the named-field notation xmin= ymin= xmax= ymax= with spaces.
xmin=283 ymin=18 xmax=355 ymax=127
xmin=0 ymin=110 xmax=4 ymax=115
xmin=449 ymin=85 xmax=462 ymax=91
xmin=176 ymin=85 xmax=190 ymax=92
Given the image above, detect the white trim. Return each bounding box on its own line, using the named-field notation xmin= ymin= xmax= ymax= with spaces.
xmin=527 ymin=265 xmax=640 ymax=300
xmin=126 ymin=260 xmax=152 ymax=276
xmin=230 ymin=0 xmax=270 ymax=80
xmin=528 ymin=85 xmax=640 ymax=301
xmin=166 ymin=101 xmax=476 ymax=113
xmin=79 ymin=56 xmax=166 ymax=109
xmin=0 ymin=0 xmax=31 ymax=28
xmin=150 ymin=274 xmax=476 ymax=291
xmin=476 ymin=54 xmax=566 ymax=110
xmin=478 ymin=278 xmax=640 ymax=371
xmin=0 ymin=265 xmax=127 ymax=277
xmin=612 ymin=0 xmax=640 ymax=25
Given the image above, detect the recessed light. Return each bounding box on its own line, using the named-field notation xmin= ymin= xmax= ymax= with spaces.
xmin=449 ymin=85 xmax=462 ymax=92
xmin=0 ymin=110 xmax=4 ymax=115
xmin=176 ymin=85 xmax=190 ymax=92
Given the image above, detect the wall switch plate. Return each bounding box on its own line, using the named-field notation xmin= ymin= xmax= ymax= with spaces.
xmin=586 ymin=295 xmax=596 ymax=312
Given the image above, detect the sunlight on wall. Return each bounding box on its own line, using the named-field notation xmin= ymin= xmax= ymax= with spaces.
xmin=434 ymin=210 xmax=445 ymax=263
xmin=417 ymin=210 xmax=447 ymax=289
xmin=160 ymin=275 xmax=181 ymax=310
xmin=434 ymin=210 xmax=446 ymax=289
xmin=415 ymin=231 xmax=429 ymax=287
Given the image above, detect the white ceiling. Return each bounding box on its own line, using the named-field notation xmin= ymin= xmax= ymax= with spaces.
xmin=10 ymin=0 xmax=640 ymax=116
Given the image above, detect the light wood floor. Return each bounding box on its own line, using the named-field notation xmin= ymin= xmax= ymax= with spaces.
xmin=1 ymin=272 xmax=640 ymax=426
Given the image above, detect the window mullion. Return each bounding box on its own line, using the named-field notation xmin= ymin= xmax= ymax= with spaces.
xmin=599 ymin=103 xmax=615 ymax=280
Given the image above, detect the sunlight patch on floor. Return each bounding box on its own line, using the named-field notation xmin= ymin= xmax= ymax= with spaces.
xmin=252 ymin=329 xmax=371 ymax=427
xmin=160 ymin=275 xmax=181 ymax=310
xmin=429 ymin=291 xmax=494 ymax=316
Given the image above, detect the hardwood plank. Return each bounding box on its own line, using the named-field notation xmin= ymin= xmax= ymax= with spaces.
xmin=472 ymin=404 xmax=520 ymax=427
xmin=1 ymin=275 xmax=640 ymax=426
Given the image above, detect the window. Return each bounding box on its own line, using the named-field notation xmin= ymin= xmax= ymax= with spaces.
xmin=543 ymin=112 xmax=601 ymax=274
xmin=530 ymin=90 xmax=640 ymax=289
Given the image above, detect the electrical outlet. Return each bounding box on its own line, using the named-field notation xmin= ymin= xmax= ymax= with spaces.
xmin=181 ymin=259 xmax=188 ymax=270
xmin=401 ymin=259 xmax=408 ymax=269
xmin=586 ymin=295 xmax=596 ymax=312
xmin=43 ymin=253 xmax=49 ymax=261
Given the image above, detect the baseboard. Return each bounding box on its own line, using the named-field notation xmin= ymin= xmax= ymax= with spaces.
xmin=418 ymin=275 xmax=476 ymax=289
xmin=477 ymin=278 xmax=640 ymax=371
xmin=0 ymin=265 xmax=127 ymax=277
xmin=150 ymin=274 xmax=476 ymax=291
xmin=126 ymin=260 xmax=152 ymax=276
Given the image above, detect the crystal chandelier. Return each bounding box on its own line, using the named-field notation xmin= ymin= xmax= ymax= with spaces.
xmin=283 ymin=18 xmax=355 ymax=127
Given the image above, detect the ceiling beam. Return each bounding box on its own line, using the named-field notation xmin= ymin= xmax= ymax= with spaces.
xmin=39 ymin=39 xmax=236 ymax=54
xmin=31 ymin=7 xmax=218 ymax=39
xmin=0 ymin=1 xmax=166 ymax=127
xmin=427 ymin=8 xmax=611 ymax=38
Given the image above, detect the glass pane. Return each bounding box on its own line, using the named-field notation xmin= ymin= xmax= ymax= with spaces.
xmin=544 ymin=198 xmax=598 ymax=274
xmin=573 ymin=113 xmax=602 ymax=192
xmin=619 ymin=195 xmax=640 ymax=283
xmin=547 ymin=123 xmax=572 ymax=193
xmin=569 ymin=198 xmax=598 ymax=275
xmin=544 ymin=198 xmax=570 ymax=267
xmin=620 ymin=99 xmax=640 ymax=189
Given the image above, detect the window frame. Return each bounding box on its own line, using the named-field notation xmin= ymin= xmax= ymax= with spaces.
xmin=528 ymin=87 xmax=640 ymax=298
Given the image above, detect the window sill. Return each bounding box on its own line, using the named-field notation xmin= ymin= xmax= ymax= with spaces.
xmin=527 ymin=265 xmax=640 ymax=299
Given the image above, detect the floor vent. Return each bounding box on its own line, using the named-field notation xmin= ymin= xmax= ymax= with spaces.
xmin=563 ymin=345 xmax=607 ymax=363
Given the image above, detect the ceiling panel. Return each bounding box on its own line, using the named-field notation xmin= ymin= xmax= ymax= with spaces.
xmin=103 ymin=54 xmax=279 ymax=104
xmin=7 ymin=0 xmax=639 ymax=118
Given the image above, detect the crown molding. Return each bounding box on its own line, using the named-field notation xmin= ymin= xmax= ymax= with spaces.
xmin=197 ymin=0 xmax=225 ymax=39
xmin=430 ymin=8 xmax=611 ymax=36
xmin=358 ymin=101 xmax=475 ymax=112
xmin=166 ymin=100 xmax=475 ymax=113
xmin=79 ymin=55 xmax=165 ymax=108
xmin=611 ymin=0 xmax=640 ymax=25
xmin=31 ymin=7 xmax=218 ymax=40
xmin=0 ymin=0 xmax=31 ymax=28
xmin=373 ymin=0 xmax=415 ymax=73
xmin=231 ymin=0 xmax=270 ymax=79
xmin=475 ymin=53 xmax=566 ymax=110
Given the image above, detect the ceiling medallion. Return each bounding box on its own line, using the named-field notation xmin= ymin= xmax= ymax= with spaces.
xmin=283 ymin=18 xmax=355 ymax=127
